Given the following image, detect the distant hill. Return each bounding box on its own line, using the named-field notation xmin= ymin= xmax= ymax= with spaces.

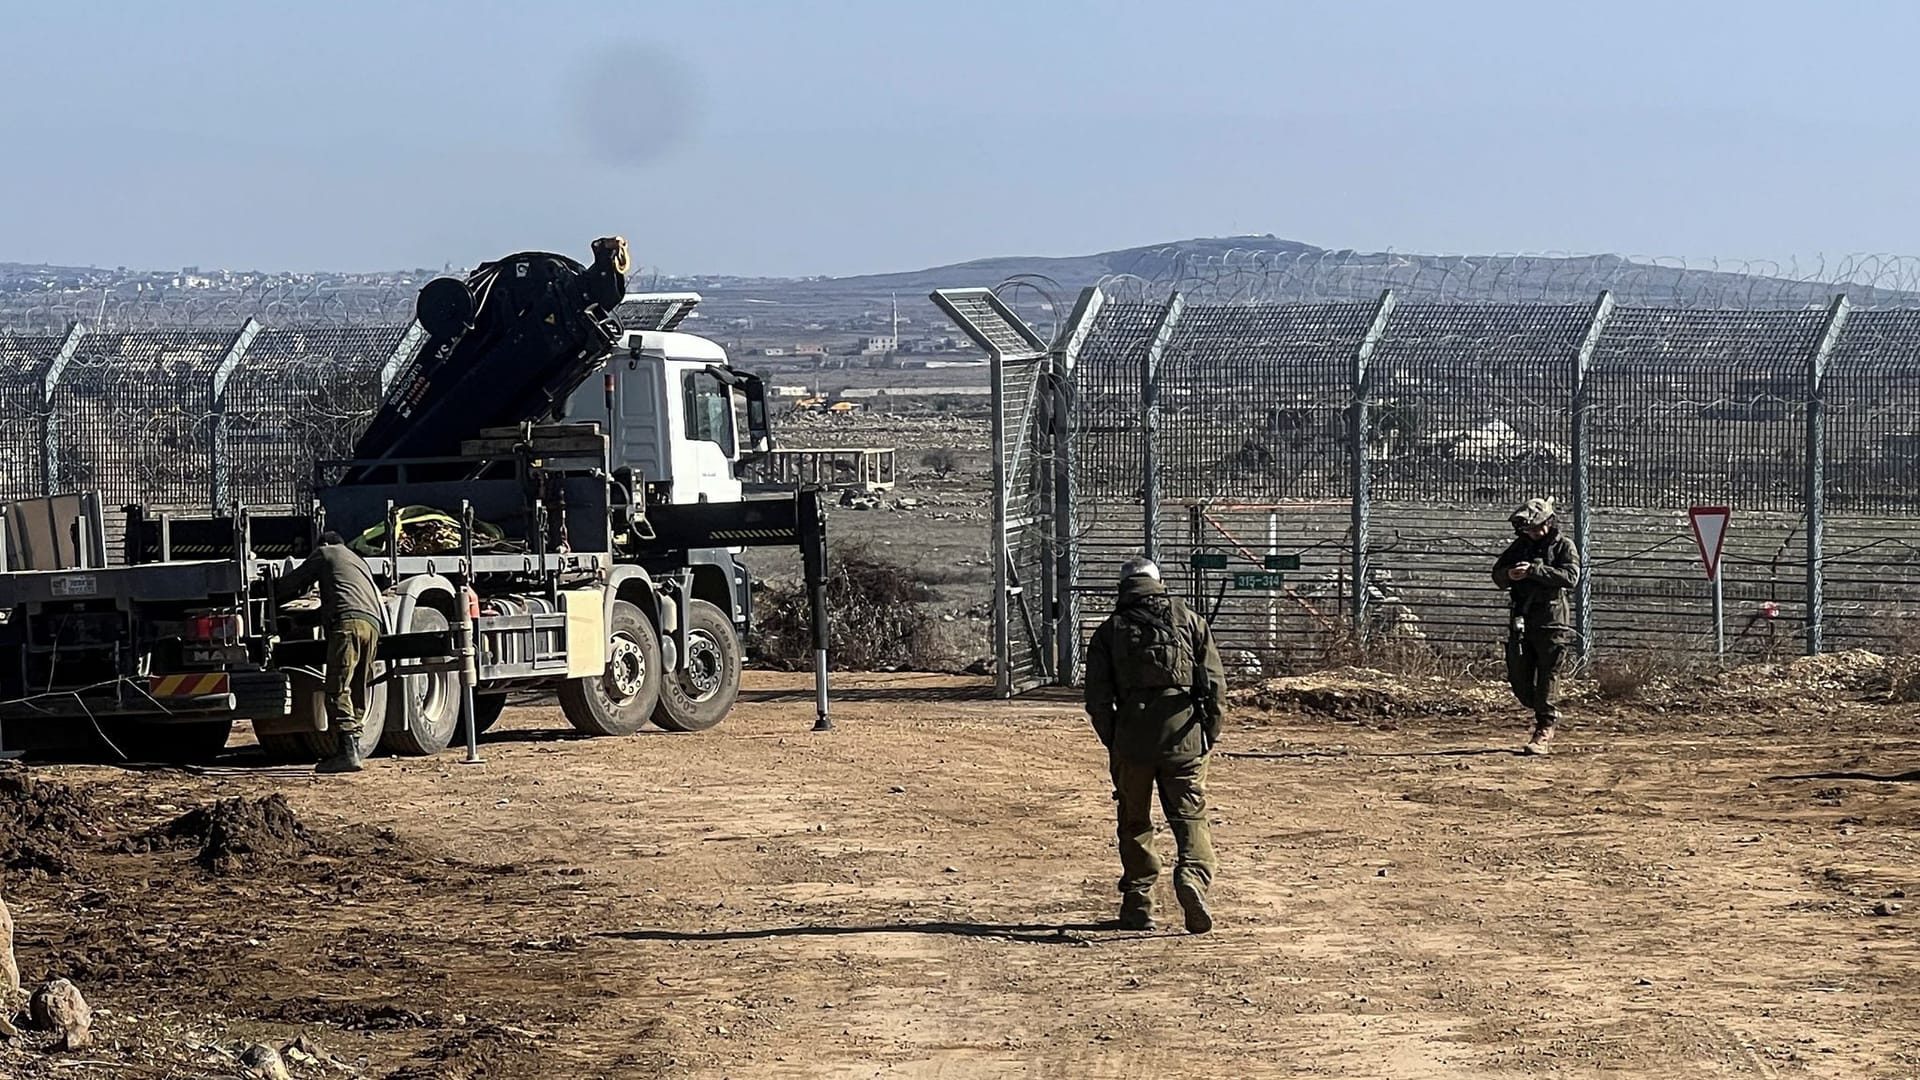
xmin=807 ymin=235 xmax=1919 ymax=309
xmin=5 ymin=235 xmax=1916 ymax=338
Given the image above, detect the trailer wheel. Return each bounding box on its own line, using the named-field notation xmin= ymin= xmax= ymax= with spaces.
xmin=104 ymin=720 xmax=235 ymax=766
xmin=652 ymin=600 xmax=741 ymax=733
xmin=258 ymin=665 xmax=390 ymax=764
xmin=380 ymin=606 xmax=462 ymax=756
xmin=559 ymin=600 xmax=661 ymax=736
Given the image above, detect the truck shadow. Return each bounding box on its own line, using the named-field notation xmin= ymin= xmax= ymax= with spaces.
xmin=599 ymin=920 xmax=1122 ymax=945
xmin=740 ymin=686 xmax=998 ymax=705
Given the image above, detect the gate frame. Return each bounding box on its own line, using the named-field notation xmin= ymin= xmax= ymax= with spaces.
xmin=930 ymin=288 xmax=1054 ymax=696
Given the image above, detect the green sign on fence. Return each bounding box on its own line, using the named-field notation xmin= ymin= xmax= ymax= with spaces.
xmin=1264 ymin=553 xmax=1301 ymax=571
xmin=1191 ymin=552 xmax=1229 ymax=570
xmin=1232 ymin=571 xmax=1286 ymax=590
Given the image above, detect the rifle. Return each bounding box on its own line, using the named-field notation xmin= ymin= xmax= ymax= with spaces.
xmin=1191 ymin=645 xmax=1223 ymax=754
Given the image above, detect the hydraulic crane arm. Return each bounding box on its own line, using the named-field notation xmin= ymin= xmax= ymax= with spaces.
xmin=350 ymin=237 xmax=631 ymax=470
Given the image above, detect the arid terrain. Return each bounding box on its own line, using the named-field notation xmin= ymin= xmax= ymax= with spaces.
xmin=3 ymin=656 xmax=1915 ymax=1079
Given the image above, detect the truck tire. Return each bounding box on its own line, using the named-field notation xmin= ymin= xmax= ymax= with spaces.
xmin=559 ymin=600 xmax=662 ymax=736
xmin=258 ymin=667 xmax=389 ymax=764
xmin=652 ymin=599 xmax=741 ymax=733
xmin=104 ymin=720 xmax=235 ymax=766
xmin=380 ymin=606 xmax=462 ymax=756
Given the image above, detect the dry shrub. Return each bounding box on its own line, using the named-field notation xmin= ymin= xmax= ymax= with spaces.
xmin=1587 ymin=649 xmax=1705 ymax=701
xmin=751 ymin=541 xmax=959 ymax=671
xmin=1307 ymin=624 xmax=1481 ymax=682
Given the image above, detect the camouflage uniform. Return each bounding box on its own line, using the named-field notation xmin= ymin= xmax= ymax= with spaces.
xmin=1491 ymin=498 xmax=1581 ymax=753
xmin=1085 ymin=562 xmax=1228 ymax=933
xmin=275 ymin=540 xmax=385 ymax=773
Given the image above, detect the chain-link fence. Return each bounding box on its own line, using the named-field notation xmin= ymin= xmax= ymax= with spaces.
xmin=0 ymin=320 xmax=424 ymax=560
xmin=950 ymin=283 xmax=1920 ymax=689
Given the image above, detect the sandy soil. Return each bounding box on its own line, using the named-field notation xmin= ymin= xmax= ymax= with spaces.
xmin=2 ymin=668 xmax=1916 ymax=1079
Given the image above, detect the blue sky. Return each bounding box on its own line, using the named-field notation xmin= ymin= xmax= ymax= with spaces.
xmin=1 ymin=0 xmax=1913 ymax=276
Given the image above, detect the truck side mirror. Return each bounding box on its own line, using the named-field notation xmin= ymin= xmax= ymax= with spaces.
xmin=739 ymin=373 xmax=773 ymax=463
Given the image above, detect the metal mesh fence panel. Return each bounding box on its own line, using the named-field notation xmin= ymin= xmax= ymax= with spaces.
xmin=1054 ymin=292 xmax=1920 ymax=675
xmin=1369 ymin=303 xmax=1587 ymax=504
xmin=1069 ymin=301 xmax=1161 ymax=659
xmin=1157 ymin=303 xmax=1371 ymax=502
xmin=47 ymin=330 xmax=233 ymax=515
xmin=1586 ymin=308 xmax=1826 ymax=512
xmin=1825 ymin=309 xmax=1920 ymax=512
xmin=222 ymin=327 xmax=408 ymax=510
xmin=0 ymin=334 xmax=59 ymax=502
xmin=1821 ymin=310 xmax=1920 ymax=648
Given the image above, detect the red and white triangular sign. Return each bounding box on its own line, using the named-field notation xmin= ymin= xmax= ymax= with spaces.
xmin=1689 ymin=506 xmax=1731 ymax=581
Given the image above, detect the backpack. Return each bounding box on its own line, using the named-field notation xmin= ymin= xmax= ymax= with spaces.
xmin=1113 ymin=594 xmax=1197 ymax=692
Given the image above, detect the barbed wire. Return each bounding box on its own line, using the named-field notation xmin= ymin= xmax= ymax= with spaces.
xmin=1093 ymin=248 xmax=1920 ymax=309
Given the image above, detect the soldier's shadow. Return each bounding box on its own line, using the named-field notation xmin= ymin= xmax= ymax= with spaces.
xmin=1223 ymin=747 xmax=1526 ymax=761
xmin=599 ymin=920 xmax=1122 ymax=946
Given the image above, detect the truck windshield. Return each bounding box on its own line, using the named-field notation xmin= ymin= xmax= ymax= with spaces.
xmin=682 ymin=370 xmax=737 ymax=457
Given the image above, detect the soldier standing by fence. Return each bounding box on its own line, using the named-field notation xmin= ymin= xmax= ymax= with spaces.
xmin=1084 ymin=557 xmax=1228 ymax=934
xmin=1492 ymin=498 xmax=1582 ymax=755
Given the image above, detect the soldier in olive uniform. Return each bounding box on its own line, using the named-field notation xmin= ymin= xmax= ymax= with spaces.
xmin=274 ymin=531 xmax=385 ymax=774
xmin=1084 ymin=557 xmax=1229 ymax=933
xmin=1491 ymin=498 xmax=1581 ymax=755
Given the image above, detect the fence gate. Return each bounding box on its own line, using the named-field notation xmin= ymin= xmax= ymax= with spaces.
xmin=931 ymin=289 xmax=1057 ymax=696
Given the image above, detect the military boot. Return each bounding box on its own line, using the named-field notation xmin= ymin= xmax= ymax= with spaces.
xmin=315 ymin=727 xmax=365 ymax=774
xmin=1522 ymin=719 xmax=1556 ymax=757
xmin=1117 ymin=893 xmax=1154 ymax=931
xmin=1175 ymin=883 xmax=1213 ymax=934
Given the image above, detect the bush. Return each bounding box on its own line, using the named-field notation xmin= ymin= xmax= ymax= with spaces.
xmin=751 ymin=542 xmax=959 ymax=671
xmin=920 ymin=448 xmax=960 ymax=478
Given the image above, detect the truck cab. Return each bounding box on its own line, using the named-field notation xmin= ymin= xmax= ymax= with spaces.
xmin=559 ymin=293 xmax=770 ymax=507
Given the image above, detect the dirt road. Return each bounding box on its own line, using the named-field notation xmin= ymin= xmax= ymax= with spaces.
xmin=2 ymin=670 xmax=1916 ymax=1078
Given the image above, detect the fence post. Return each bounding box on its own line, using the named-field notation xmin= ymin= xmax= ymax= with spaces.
xmin=1570 ymin=290 xmax=1615 ymax=667
xmin=1805 ymin=293 xmax=1850 ymax=655
xmin=1052 ymin=286 xmax=1105 ymax=686
xmin=1140 ymin=290 xmax=1184 ymax=563
xmin=208 ymin=318 xmax=262 ymax=514
xmin=40 ymin=323 xmax=86 ymax=497
xmin=378 ymin=321 xmax=427 ymax=394
xmin=1350 ymin=289 xmax=1396 ymax=636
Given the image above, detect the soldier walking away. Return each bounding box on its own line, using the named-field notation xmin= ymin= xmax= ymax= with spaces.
xmin=1084 ymin=556 xmax=1228 ymax=933
xmin=1492 ymin=498 xmax=1581 ymax=755
xmin=274 ymin=531 xmax=385 ymax=774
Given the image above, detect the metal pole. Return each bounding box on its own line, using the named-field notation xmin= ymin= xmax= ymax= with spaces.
xmin=799 ymin=488 xmax=832 ymax=731
xmin=1350 ymin=290 xmax=1397 ymax=636
xmin=1805 ymin=294 xmax=1850 ymax=655
xmin=1053 ymin=287 xmax=1103 ymax=687
xmin=1140 ymin=291 xmax=1183 ymax=563
xmin=208 ymin=319 xmax=261 ymax=515
xmin=1712 ymin=568 xmax=1726 ymax=659
xmin=458 ymin=499 xmax=483 ymax=765
xmin=1571 ymin=291 xmax=1614 ymax=666
xmin=40 ymin=323 xmax=84 ymax=497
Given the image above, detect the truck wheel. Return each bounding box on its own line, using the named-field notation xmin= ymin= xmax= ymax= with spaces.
xmin=105 ymin=720 xmax=235 ymax=765
xmin=258 ymin=667 xmax=390 ymax=763
xmin=559 ymin=600 xmax=661 ymax=736
xmin=380 ymin=606 xmax=461 ymax=756
xmin=652 ymin=600 xmax=741 ymax=733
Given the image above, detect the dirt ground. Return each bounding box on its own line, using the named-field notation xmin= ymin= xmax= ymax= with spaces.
xmin=2 ymin=665 xmax=1916 ymax=1079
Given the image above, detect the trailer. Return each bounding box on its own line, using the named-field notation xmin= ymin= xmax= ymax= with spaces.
xmin=0 ymin=239 xmax=832 ymax=763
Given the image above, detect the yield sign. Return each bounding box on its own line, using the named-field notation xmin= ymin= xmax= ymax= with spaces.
xmin=1689 ymin=506 xmax=1731 ymax=581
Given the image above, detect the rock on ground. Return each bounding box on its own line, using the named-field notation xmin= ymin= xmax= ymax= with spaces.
xmin=29 ymin=977 xmax=91 ymax=1050
xmin=0 ymin=894 xmax=17 ymax=999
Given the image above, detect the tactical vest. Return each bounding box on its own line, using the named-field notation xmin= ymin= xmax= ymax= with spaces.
xmin=1112 ymin=595 xmax=1196 ymax=693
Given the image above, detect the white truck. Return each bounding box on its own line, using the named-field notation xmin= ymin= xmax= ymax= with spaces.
xmin=0 ymin=241 xmax=832 ymax=763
